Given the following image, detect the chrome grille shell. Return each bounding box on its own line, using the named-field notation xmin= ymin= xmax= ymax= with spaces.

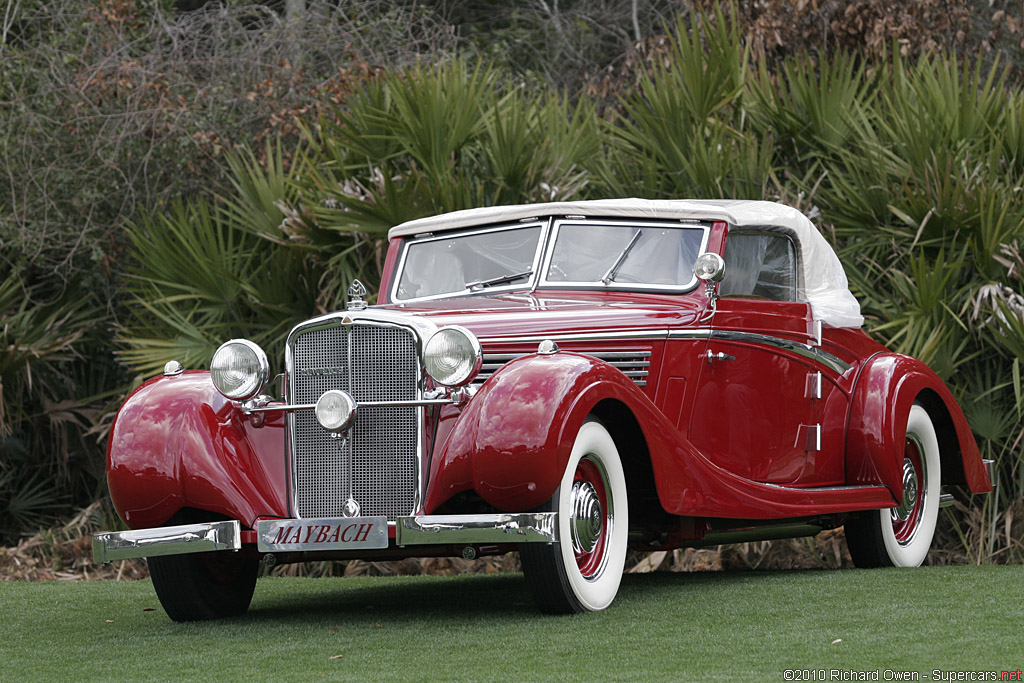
xmin=285 ymin=311 xmax=438 ymax=520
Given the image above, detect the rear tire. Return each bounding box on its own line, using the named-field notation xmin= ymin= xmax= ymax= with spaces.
xmin=845 ymin=404 xmax=941 ymax=568
xmin=148 ymin=551 xmax=258 ymax=622
xmin=521 ymin=418 xmax=628 ymax=613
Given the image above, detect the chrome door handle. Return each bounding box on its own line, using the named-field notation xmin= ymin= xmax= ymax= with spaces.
xmin=705 ymin=349 xmax=736 ymax=364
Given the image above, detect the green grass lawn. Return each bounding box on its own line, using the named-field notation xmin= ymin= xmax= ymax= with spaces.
xmin=1 ymin=566 xmax=1021 ymax=682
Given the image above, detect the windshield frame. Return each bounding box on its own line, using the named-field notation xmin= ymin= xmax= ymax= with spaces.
xmin=390 ymin=220 xmax=551 ymax=304
xmin=537 ymin=218 xmax=711 ymax=294
xmin=389 ymin=217 xmax=713 ymax=304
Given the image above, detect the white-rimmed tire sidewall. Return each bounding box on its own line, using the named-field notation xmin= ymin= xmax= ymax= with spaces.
xmin=557 ymin=420 xmax=629 ymax=612
xmin=879 ymin=404 xmax=940 ymax=567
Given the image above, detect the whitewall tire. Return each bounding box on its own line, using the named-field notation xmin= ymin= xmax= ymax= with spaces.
xmin=521 ymin=418 xmax=629 ymax=613
xmin=846 ymin=404 xmax=941 ymax=568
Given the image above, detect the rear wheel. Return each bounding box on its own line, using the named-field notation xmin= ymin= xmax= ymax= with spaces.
xmin=520 ymin=418 xmax=628 ymax=613
xmin=148 ymin=550 xmax=258 ymax=622
xmin=846 ymin=404 xmax=941 ymax=568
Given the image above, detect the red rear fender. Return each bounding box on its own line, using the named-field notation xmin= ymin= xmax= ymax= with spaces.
xmin=846 ymin=354 xmax=989 ymax=498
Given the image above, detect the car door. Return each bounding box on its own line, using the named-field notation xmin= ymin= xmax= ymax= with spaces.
xmin=687 ymin=230 xmax=844 ymax=486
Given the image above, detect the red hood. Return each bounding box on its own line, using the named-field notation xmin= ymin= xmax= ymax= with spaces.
xmin=380 ymin=291 xmax=704 ymax=341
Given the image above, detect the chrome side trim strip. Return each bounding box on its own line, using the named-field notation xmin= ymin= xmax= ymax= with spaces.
xmin=395 ymin=513 xmax=558 ymax=545
xmin=670 ymin=329 xmax=852 ymax=375
xmin=92 ymin=521 xmax=241 ymax=564
xmin=755 ymin=483 xmax=887 ymax=493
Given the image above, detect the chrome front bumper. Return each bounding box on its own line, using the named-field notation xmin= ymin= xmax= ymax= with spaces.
xmin=92 ymin=513 xmax=558 ymax=564
xmin=93 ymin=521 xmax=242 ymax=564
xmin=394 ymin=513 xmax=557 ymax=546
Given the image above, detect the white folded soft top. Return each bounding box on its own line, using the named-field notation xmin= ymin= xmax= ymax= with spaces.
xmin=388 ymin=198 xmax=864 ymax=328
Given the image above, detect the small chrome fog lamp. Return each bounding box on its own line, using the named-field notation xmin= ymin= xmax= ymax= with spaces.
xmin=694 ymin=252 xmax=725 ymax=282
xmin=424 ymin=326 xmax=483 ymax=387
xmin=210 ymin=340 xmax=269 ymax=401
xmin=315 ymin=390 xmax=357 ymax=432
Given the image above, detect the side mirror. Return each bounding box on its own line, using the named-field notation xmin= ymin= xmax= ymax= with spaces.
xmin=694 ymin=252 xmax=725 ymax=283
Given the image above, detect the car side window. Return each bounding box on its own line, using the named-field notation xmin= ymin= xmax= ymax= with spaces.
xmin=720 ymin=232 xmax=798 ymax=301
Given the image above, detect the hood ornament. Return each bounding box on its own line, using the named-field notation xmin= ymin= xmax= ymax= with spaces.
xmin=347 ymin=279 xmax=368 ymax=311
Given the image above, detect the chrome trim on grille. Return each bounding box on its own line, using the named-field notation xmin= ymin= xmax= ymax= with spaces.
xmin=395 ymin=513 xmax=558 ymax=545
xmin=92 ymin=521 xmax=241 ymax=564
xmin=476 ymin=350 xmax=652 ymax=387
xmin=286 ymin=311 xmax=441 ymax=521
xmin=245 ymin=397 xmax=459 ymax=413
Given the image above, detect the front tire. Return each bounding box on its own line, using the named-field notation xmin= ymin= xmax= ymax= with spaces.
xmin=845 ymin=404 xmax=941 ymax=568
xmin=520 ymin=418 xmax=629 ymax=613
xmin=148 ymin=551 xmax=259 ymax=622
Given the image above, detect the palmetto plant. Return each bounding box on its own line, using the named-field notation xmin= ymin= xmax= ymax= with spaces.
xmin=0 ymin=275 xmax=108 ymax=541
xmin=749 ymin=51 xmax=876 ymax=167
xmin=116 ymin=58 xmax=603 ymax=377
xmin=603 ymin=7 xmax=773 ymax=199
xmin=117 ymin=195 xmax=323 ymax=377
xmin=800 ymin=52 xmax=1024 ymax=564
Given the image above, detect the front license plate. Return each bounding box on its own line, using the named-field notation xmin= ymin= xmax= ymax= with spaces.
xmin=257 ymin=516 xmax=389 ymax=552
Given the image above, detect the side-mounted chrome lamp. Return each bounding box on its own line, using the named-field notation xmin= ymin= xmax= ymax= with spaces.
xmin=694 ymin=252 xmax=725 ymax=323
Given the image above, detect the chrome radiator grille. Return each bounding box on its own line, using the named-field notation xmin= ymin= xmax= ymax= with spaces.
xmin=290 ymin=322 xmax=419 ymax=519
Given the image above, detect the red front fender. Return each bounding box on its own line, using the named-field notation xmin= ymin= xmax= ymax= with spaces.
xmin=846 ymin=353 xmax=990 ymax=498
xmin=106 ymin=372 xmax=289 ymax=529
xmin=423 ymin=353 xmax=647 ymax=513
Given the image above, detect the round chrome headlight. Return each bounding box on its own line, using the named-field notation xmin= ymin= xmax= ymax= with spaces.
xmin=210 ymin=339 xmax=269 ymax=401
xmin=315 ymin=390 xmax=357 ymax=432
xmin=423 ymin=326 xmax=482 ymax=387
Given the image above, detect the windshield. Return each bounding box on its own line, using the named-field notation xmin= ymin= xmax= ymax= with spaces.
xmin=393 ymin=224 xmax=544 ymax=302
xmin=543 ymin=221 xmax=706 ymax=289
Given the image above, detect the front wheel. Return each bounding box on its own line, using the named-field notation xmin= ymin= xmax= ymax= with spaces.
xmin=148 ymin=551 xmax=259 ymax=621
xmin=520 ymin=418 xmax=629 ymax=613
xmin=845 ymin=404 xmax=941 ymax=568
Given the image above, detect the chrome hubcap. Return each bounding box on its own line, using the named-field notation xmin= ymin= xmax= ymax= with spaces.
xmin=892 ymin=456 xmax=919 ymax=522
xmin=569 ymin=480 xmax=604 ymax=554
xmin=891 ymin=434 xmax=927 ymax=546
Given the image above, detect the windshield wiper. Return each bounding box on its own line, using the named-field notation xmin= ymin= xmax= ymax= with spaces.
xmin=466 ymin=270 xmax=534 ymax=290
xmin=601 ymin=230 xmax=643 ymax=285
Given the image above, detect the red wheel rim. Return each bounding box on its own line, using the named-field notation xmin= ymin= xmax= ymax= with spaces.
xmin=571 ymin=457 xmax=610 ymax=579
xmin=891 ymin=437 xmax=925 ymax=544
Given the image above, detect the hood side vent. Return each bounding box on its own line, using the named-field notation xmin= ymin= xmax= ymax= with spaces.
xmin=477 ymin=350 xmax=651 ymax=387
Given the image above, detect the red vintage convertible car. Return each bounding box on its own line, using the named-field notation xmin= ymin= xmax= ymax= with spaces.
xmin=94 ymin=199 xmax=992 ymax=620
